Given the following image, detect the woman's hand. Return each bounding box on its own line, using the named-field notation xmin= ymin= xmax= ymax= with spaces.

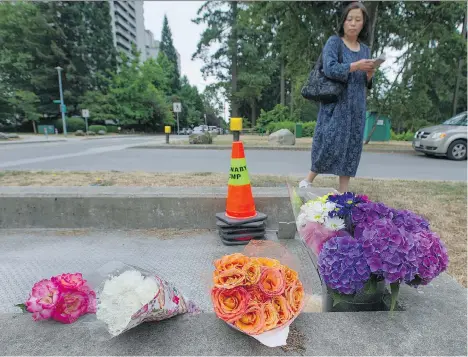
xmin=366 ymin=68 xmax=375 ymax=81
xmin=350 ymin=59 xmax=375 ymax=72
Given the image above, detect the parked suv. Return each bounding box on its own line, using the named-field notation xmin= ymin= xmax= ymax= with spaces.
xmin=413 ymin=112 xmax=467 ymax=160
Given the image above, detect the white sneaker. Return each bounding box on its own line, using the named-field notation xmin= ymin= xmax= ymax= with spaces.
xmin=299 ymin=179 xmax=312 ymax=188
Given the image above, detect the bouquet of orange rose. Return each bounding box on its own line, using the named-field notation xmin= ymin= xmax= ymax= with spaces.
xmin=211 ymin=241 xmax=308 ymax=347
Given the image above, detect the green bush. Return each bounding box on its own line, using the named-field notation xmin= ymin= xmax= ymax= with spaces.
xmin=257 ymin=104 xmax=296 ymax=129
xmin=55 ymin=117 xmax=85 ymax=133
xmin=88 ymin=125 xmax=107 ymax=133
xmin=302 ymin=122 xmax=317 ymax=137
xmin=106 ymin=125 xmax=119 ymax=133
xmin=391 ymin=129 xmax=414 ymax=141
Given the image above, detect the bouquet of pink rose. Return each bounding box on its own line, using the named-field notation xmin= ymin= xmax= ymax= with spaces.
xmin=18 ymin=273 xmax=96 ymax=324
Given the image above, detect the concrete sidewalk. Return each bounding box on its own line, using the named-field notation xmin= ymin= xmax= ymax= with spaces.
xmin=0 ymin=229 xmax=466 ymax=355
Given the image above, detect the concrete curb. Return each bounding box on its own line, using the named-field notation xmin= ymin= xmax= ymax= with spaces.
xmin=0 ymin=186 xmax=330 ymax=229
xmin=0 ymin=139 xmax=67 ymax=146
xmin=81 ymin=134 xmax=144 ymax=140
xmin=130 ymin=144 xmax=416 ymax=154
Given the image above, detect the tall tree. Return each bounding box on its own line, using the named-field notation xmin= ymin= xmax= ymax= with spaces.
xmin=176 ymin=76 xmax=205 ymax=128
xmin=235 ymin=7 xmax=276 ymax=126
xmin=0 ymin=2 xmax=65 ymax=120
xmin=160 ymin=15 xmax=180 ymax=92
xmin=0 ymin=1 xmax=117 ymax=121
xmin=193 ymin=1 xmax=241 ymax=118
xmin=37 ymin=1 xmax=117 ymax=113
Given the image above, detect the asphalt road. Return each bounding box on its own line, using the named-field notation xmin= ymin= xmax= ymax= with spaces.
xmin=0 ymin=136 xmax=466 ymax=181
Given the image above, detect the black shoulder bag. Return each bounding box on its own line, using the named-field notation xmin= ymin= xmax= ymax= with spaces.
xmin=301 ymin=41 xmax=345 ymax=104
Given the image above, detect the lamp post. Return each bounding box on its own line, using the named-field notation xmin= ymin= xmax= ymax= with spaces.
xmin=55 ymin=66 xmax=67 ymax=136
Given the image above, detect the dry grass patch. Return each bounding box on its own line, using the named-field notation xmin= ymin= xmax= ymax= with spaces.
xmin=0 ymin=170 xmax=465 ymax=286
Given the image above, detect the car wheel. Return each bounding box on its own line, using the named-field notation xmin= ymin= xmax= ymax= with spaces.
xmin=447 ymin=140 xmax=467 ymax=161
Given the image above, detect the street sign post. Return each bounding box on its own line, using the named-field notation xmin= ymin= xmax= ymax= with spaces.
xmin=82 ymin=109 xmax=90 ymax=134
xmin=55 ymin=66 xmax=67 ymax=136
xmin=173 ymin=102 xmax=182 ymax=135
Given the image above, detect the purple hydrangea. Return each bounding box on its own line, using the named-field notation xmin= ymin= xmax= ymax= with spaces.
xmin=318 ymin=234 xmax=371 ymax=294
xmin=355 ymin=218 xmax=419 ymax=284
xmin=411 ymin=230 xmax=449 ymax=285
xmin=352 ymin=202 xmax=392 ymax=225
xmin=392 ymin=209 xmax=430 ymax=234
xmin=327 ymin=192 xmax=370 ymax=219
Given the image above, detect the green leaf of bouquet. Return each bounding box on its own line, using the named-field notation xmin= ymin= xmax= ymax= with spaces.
xmin=390 ymin=282 xmax=400 ymax=312
xmin=331 ymin=290 xmax=354 ymax=307
xmin=15 ymin=303 xmax=27 ymax=313
xmin=364 ymin=275 xmax=378 ymax=294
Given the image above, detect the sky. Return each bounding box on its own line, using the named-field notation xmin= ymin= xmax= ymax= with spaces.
xmin=143 ymin=1 xmax=209 ymax=91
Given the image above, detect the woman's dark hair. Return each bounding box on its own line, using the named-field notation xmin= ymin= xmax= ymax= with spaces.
xmin=338 ymin=2 xmax=369 ymax=43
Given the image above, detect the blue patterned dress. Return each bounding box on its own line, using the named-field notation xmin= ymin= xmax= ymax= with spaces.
xmin=311 ymin=35 xmax=371 ymax=177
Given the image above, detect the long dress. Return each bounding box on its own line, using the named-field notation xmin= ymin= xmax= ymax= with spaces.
xmin=311 ymin=35 xmax=371 ymax=177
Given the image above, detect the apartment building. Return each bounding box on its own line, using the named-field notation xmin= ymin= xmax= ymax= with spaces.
xmin=144 ymin=29 xmax=181 ymax=72
xmin=145 ymin=29 xmax=160 ymax=60
xmin=109 ymin=0 xmax=146 ymax=61
xmin=109 ymin=1 xmax=180 ymax=70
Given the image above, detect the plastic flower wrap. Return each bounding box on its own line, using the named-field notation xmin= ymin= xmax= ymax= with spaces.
xmin=19 ymin=273 xmax=96 ymax=323
xmin=210 ymin=241 xmax=311 ymax=347
xmin=89 ymin=261 xmax=199 ymax=337
xmin=295 ymin=192 xmax=345 ymax=257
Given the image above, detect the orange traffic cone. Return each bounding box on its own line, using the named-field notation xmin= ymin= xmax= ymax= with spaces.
xmin=216 ymin=140 xmax=268 ymax=245
xmin=226 ymin=141 xmax=256 ymax=219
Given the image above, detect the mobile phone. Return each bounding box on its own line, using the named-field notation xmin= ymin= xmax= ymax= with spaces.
xmin=373 ymin=54 xmax=386 ymax=67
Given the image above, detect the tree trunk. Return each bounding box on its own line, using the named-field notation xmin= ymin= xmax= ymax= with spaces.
xmin=32 ymin=120 xmax=37 ymax=134
xmin=289 ymin=79 xmax=294 ymax=118
xmin=365 ymin=1 xmax=380 ymax=52
xmin=230 ymin=2 xmax=239 ymax=118
xmin=365 ymin=113 xmax=381 ymax=143
xmin=251 ymin=100 xmax=257 ymax=127
xmin=452 ymin=13 xmax=467 ymax=117
xmin=280 ymin=56 xmax=285 ymax=105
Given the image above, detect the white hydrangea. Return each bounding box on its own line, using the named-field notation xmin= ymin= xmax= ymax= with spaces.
xmin=96 ymin=270 xmax=159 ymax=336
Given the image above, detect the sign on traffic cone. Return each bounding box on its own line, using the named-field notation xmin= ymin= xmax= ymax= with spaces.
xmin=216 ymin=138 xmax=267 ymax=246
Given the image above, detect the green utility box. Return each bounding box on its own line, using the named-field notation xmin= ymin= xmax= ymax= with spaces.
xmin=295 ymin=123 xmax=303 ymax=138
xmin=363 ymin=112 xmax=391 ymax=142
xmin=38 ymin=125 xmax=55 ymax=135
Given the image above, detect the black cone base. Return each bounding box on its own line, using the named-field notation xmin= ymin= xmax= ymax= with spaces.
xmin=216 ymin=211 xmax=268 ymax=246
xmin=215 ymin=212 xmax=267 ymax=225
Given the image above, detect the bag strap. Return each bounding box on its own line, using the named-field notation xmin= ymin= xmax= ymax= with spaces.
xmin=338 ymin=38 xmax=343 ymax=63
xmin=315 ymin=36 xmax=343 ymax=70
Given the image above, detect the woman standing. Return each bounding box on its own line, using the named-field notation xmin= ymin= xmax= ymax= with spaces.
xmin=300 ymin=2 xmax=376 ymax=192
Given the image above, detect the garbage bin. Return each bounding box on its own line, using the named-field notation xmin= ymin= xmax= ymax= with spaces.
xmin=363 ymin=112 xmax=391 ymax=141
xmin=38 ymin=125 xmax=55 ymax=135
xmin=295 ymin=123 xmax=303 ymax=138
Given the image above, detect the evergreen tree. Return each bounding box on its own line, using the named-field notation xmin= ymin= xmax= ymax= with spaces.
xmin=160 ymin=15 xmax=180 ymax=92
xmin=193 ymin=1 xmax=241 ymax=117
